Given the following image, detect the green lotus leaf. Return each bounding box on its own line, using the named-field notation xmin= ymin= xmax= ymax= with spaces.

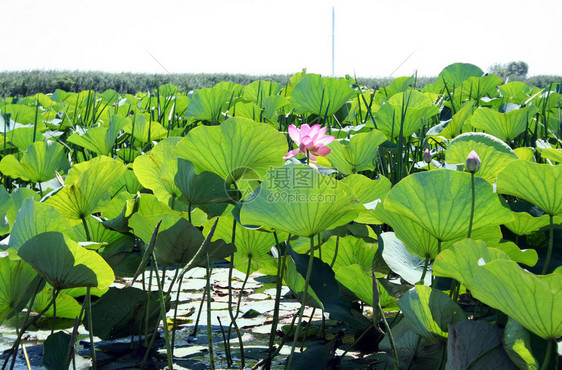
xmin=123 ymin=114 xmax=167 ymax=143
xmin=384 ymin=170 xmax=513 ymax=242
xmin=184 ymin=87 xmax=232 ymax=123
xmin=240 ymin=165 xmax=362 ymax=237
xmin=503 ymin=318 xmax=540 ymax=370
xmin=380 ymin=232 xmax=432 ymax=286
xmin=319 ymin=235 xmax=378 ymax=274
xmin=454 ymin=74 xmax=503 ymax=101
xmin=374 ymin=91 xmax=438 ymax=139
xmin=0 ymin=254 xmax=39 ymax=324
xmin=283 ymin=256 xmax=323 ymax=309
xmin=433 ymin=239 xmax=511 ymax=290
xmin=133 ymin=139 xmax=184 ymax=207
xmin=32 ymin=285 xmax=81 ymax=319
xmin=67 ymin=115 xmax=126 ymax=155
xmin=327 ymin=129 xmax=387 ymax=175
xmin=85 ymin=287 xmax=166 ymax=340
xmin=214 ymin=81 xmax=244 ymax=96
xmin=244 ymin=80 xmax=282 ymax=107
xmin=334 ymin=264 xmax=398 ymax=310
xmin=9 ymin=198 xmax=75 ymax=249
xmin=0 ymin=141 xmax=70 ymax=183
xmin=339 ymin=174 xmax=391 ymax=224
xmin=471 ymin=259 xmax=562 ymax=340
xmin=490 ymin=241 xmax=538 ymax=267
xmin=206 ymin=214 xmax=277 ymax=275
xmin=504 ymin=212 xmax=556 ymax=236
xmin=540 ymin=148 xmax=562 ymax=164
xmin=0 ymin=188 xmax=37 ymax=236
xmin=398 ymin=285 xmax=466 ymax=344
xmin=497 ymin=160 xmax=562 ymax=216
xmin=499 ymin=81 xmax=531 ymax=103
xmin=446 ymin=320 xmax=517 ymax=370
xmin=514 ymin=147 xmax=536 ymax=161
xmin=438 ymin=101 xmax=476 ymax=140
xmin=175 ymin=117 xmax=286 ymax=184
xmin=470 ymin=105 xmax=537 ymax=142
xmin=174 ymin=159 xmax=233 ymax=207
xmin=18 ymin=232 xmax=114 ymax=290
xmin=233 ymin=101 xmax=263 ymax=122
xmin=290 ymin=73 xmax=355 ymax=117
xmin=263 ymin=95 xmax=289 ymax=123
xmin=437 ymin=63 xmax=484 ymax=88
xmin=446 ymin=132 xmax=518 ymax=183
xmin=374 ymin=201 xmax=503 ymax=259
xmin=46 ymin=159 xmax=127 ymax=221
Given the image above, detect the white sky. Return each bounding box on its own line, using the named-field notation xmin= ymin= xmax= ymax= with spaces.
xmin=1 ymin=0 xmax=561 ymax=78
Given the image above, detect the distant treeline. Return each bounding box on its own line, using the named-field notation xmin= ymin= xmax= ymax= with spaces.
xmin=0 ymin=70 xmax=560 ymax=97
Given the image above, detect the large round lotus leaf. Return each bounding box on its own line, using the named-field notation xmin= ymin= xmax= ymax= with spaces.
xmin=339 ymin=174 xmax=391 ymax=224
xmin=240 ymin=165 xmax=362 ymax=237
xmin=18 ymin=232 xmax=114 ymax=290
xmin=504 ymin=212 xmax=557 ymax=236
xmin=398 ymin=285 xmax=466 ymax=345
xmin=499 ymin=81 xmax=531 ymax=102
xmin=446 ymin=132 xmax=518 ymax=183
xmin=384 ymin=170 xmax=513 ymax=241
xmin=31 ymin=286 xmax=81 ymax=319
xmin=173 ymin=159 xmax=231 ymax=206
xmin=446 ymin=320 xmax=517 ymax=370
xmin=497 ymin=160 xmax=562 ymax=216
xmin=471 ymin=259 xmax=562 ymax=340
xmin=503 ymin=318 xmax=541 ymax=370
xmin=327 ymin=130 xmax=386 ymax=175
xmin=470 ymin=105 xmax=537 ymax=142
xmin=334 ymin=264 xmax=398 ymax=310
xmin=123 ymin=114 xmax=167 ymax=143
xmin=437 ymin=63 xmax=483 ymax=88
xmin=433 ymin=239 xmax=511 ymax=290
xmin=319 ymin=235 xmax=378 ymax=274
xmin=9 ymin=198 xmax=75 ymax=249
xmin=244 ymin=80 xmax=282 ymax=107
xmin=380 ymin=232 xmax=432 ymax=286
xmin=67 ymin=115 xmax=126 ymax=156
xmin=290 ymin=73 xmax=355 ymax=117
xmin=175 ymin=117 xmax=286 ymax=184
xmin=489 ymin=241 xmax=538 ymax=267
xmin=0 ymin=141 xmax=70 ymax=183
xmin=184 ymin=87 xmax=232 ymax=123
xmin=205 ymin=214 xmax=277 ymax=275
xmin=514 ymin=147 xmax=536 ymax=161
xmin=0 ymin=255 xmax=38 ymax=324
xmin=46 ymin=159 xmax=126 ymax=221
xmin=541 ymin=148 xmax=562 ymax=163
xmin=133 ymin=138 xmax=183 ymax=206
xmin=374 ymin=91 xmax=438 ymax=139
xmin=374 ymin=201 xmax=503 ymax=259
xmin=438 ymin=101 xmax=476 ymax=140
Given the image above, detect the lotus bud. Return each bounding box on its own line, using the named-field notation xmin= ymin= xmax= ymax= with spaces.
xmin=466 ymin=150 xmax=481 ymax=173
xmin=423 ymin=148 xmax=432 ymax=164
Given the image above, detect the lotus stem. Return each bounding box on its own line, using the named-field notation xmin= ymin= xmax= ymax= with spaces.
xmin=151 ymin=256 xmax=173 ymax=370
xmin=540 ymin=339 xmax=554 ymax=370
xmin=418 ymin=255 xmax=430 ymax=285
xmin=226 ymin=219 xmax=244 ymax=366
xmin=81 ymin=216 xmax=91 ymax=242
xmin=85 ymin=287 xmax=97 ymax=369
xmin=286 ymin=235 xmax=316 ymax=369
xmin=205 ymin=254 xmax=215 ymax=370
xmin=467 ymin=172 xmax=475 ymax=238
xmin=541 ymin=214 xmax=554 ymax=275
xmin=374 ymin=271 xmax=398 ymax=370
xmin=265 ymin=233 xmax=290 ymax=370
xmin=170 ymin=268 xmax=183 ymax=357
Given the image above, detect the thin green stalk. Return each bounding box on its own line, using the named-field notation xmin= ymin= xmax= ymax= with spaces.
xmin=225 ymin=218 xmax=244 ymax=366
xmin=151 ymin=258 xmax=173 ymax=370
xmin=540 ymin=339 xmax=554 ymax=370
xmin=190 ymin=290 xmax=206 ymax=336
xmin=467 ymin=172 xmax=475 ymax=238
xmin=81 ymin=216 xmax=91 ymax=242
xmin=206 ymin=254 xmax=215 ymax=370
xmin=374 ymin=272 xmax=398 ymax=370
xmin=170 ymin=269 xmax=183 ymax=356
xmin=541 ymin=215 xmax=554 ymax=275
xmin=85 ymin=287 xmax=97 ymax=369
xmin=266 ymin=234 xmax=290 ymax=370
xmin=286 ymin=236 xmax=316 ymax=369
xmin=418 ymin=255 xmax=430 ymax=285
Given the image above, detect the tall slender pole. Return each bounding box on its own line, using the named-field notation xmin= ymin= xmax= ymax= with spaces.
xmin=332 ymin=6 xmax=335 ymax=77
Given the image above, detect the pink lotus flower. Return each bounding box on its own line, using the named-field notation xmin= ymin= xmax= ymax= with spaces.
xmin=283 ymin=124 xmax=335 ymax=162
